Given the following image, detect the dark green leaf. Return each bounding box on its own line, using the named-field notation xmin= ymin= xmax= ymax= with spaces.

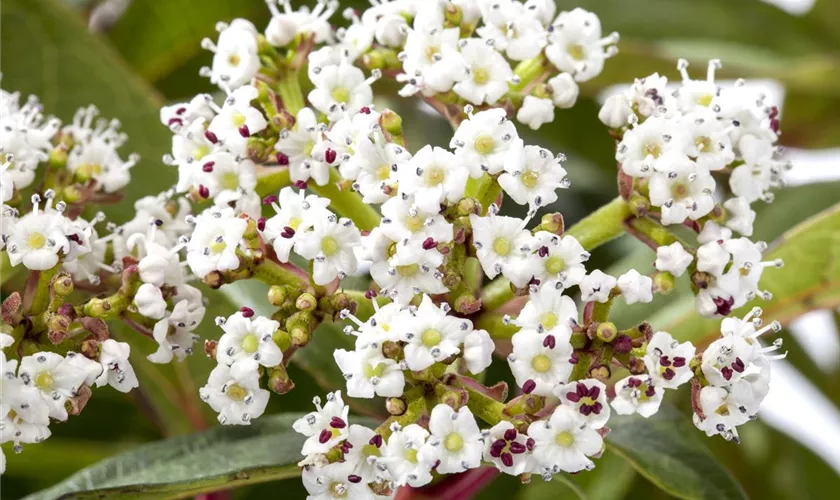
xmin=606 ymin=407 xmax=748 ymax=500
xmin=25 ymin=413 xmax=372 ymax=500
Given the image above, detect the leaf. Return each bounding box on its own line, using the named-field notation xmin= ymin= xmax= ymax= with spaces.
xmin=220 ymin=280 xmax=387 ymax=418
xmin=107 ymin=0 xmax=268 ymax=84
xmin=661 ymin=201 xmax=840 ymax=343
xmin=25 ymin=413 xmax=371 ymax=500
xmin=605 ymin=406 xmax=748 ymax=500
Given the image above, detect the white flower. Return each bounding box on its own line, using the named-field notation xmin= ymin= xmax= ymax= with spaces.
xmin=508 ymin=329 xmax=573 ymax=396
xmin=334 ymin=346 xmax=405 ymax=398
xmin=262 ymin=187 xmax=331 ymax=262
xmin=528 ymin=405 xmax=603 ymax=474
xmin=341 ymin=424 xmax=388 ymax=482
xmin=294 ymin=214 xmax=361 ymax=285
xmin=186 ymin=206 xmax=247 ymax=279
xmin=160 ymin=93 xmax=215 ymax=130
xmin=723 ymin=197 xmax=756 ymax=237
xmin=0 ymin=158 xmax=14 ymax=203
xmin=382 ymin=424 xmax=434 ymax=487
xmin=64 ymin=112 xmax=137 ymax=193
xmin=554 ymin=379 xmax=610 ymax=429
xmin=701 ymin=335 xmax=758 ymax=386
xmin=276 ymin=107 xmax=331 ymax=186
xmin=134 ymin=237 xmax=184 ymax=288
xmin=207 ymin=86 xmax=267 ymax=153
xmin=398 ymin=295 xmax=472 ymax=371
xmin=524 ymin=0 xmax=556 ymax=25
xmin=216 ymin=312 xmax=283 ymax=369
xmin=516 ymin=96 xmax=554 ymax=130
xmin=399 ymin=145 xmax=467 ymax=213
xmin=469 ymin=210 xmax=538 ymax=287
xmin=648 ymin=154 xmax=716 ymax=225
xmin=681 ymin=109 xmax=734 ymax=171
xmin=532 ymin=232 xmax=589 ymax=290
xmin=203 ymin=19 xmax=260 ymax=89
xmin=644 ymin=331 xmax=696 ymax=389
xmin=18 ymin=352 xmax=88 ymax=421
xmin=366 ymin=232 xmax=447 ymax=304
xmin=308 ymin=62 xmax=376 ymax=121
xmin=513 ymin=287 xmax=578 ymax=340
xmin=379 ymin=195 xmax=453 ymax=247
xmin=617 ymin=116 xmax=687 ymax=178
xmin=418 ymin=404 xmax=483 ymax=474
xmin=265 ymin=0 xmax=339 ymax=46
xmin=598 ymin=93 xmax=632 ymax=128
xmin=655 ymin=242 xmax=694 ymax=277
xmin=610 ymin=375 xmax=663 ymax=418
xmin=5 ymin=194 xmax=70 ymax=271
xmin=347 ymin=301 xmax=404 ymax=347
xmin=348 ymin=136 xmax=411 ymax=204
xmin=337 ymin=11 xmax=375 ymax=60
xmin=452 ymin=38 xmax=513 ymax=105
xmin=134 ymin=283 xmax=167 ymax=319
xmin=617 ymin=269 xmax=653 ymax=304
xmin=302 ymin=461 xmax=377 ymax=500
xmin=293 ymin=391 xmax=351 ymax=456
xmin=545 ymin=8 xmax=616 ymax=82
xmin=579 ymin=270 xmax=616 ymax=303
xmin=120 ymin=195 xmax=192 ymax=246
xmin=498 ymin=139 xmax=568 ymax=208
xmin=63 ymin=352 xmax=103 ymax=387
xmin=94 ymin=340 xmax=139 ymax=393
xmin=451 ymin=108 xmax=518 ymax=178
xmin=674 ymin=59 xmax=723 ymax=114
xmin=462 ymin=329 xmax=494 ymax=374
xmin=547 ymin=73 xmax=580 ymax=108
xmin=146 ymin=308 xmax=201 ymax=364
xmin=484 ymin=421 xmax=535 ymax=475
xmin=692 ymin=385 xmax=751 ymax=443
xmin=400 ymin=24 xmax=462 ymax=95
xmin=477 ymin=0 xmax=546 ymax=60
xmin=199 ymin=359 xmax=269 ymax=425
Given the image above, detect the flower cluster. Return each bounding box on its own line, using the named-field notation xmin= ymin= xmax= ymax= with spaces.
xmin=1 ymin=0 xmax=792 ymax=495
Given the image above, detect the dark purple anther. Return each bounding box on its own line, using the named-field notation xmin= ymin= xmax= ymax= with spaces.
xmin=240 ymin=306 xmax=255 ymax=318
xmin=238 ymin=125 xmax=250 ymax=137
xmin=522 ymin=379 xmax=536 ymax=394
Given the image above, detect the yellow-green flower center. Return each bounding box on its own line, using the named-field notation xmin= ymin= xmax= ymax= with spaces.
xmin=404 ymin=448 xmax=419 ymax=464
xmin=520 ymin=170 xmax=539 ymax=188
xmin=695 ymin=136 xmax=713 ymax=152
xmin=232 ymin=112 xmax=246 ymax=127
xmin=192 ymin=145 xmax=210 ymax=160
xmin=321 ymin=236 xmax=339 ymax=256
xmin=331 ymin=86 xmax=350 ymax=103
xmin=555 ymin=431 xmax=575 ymax=447
xmin=568 ymin=44 xmax=586 ymax=61
xmin=226 ymin=383 xmax=247 ymax=401
xmin=222 ymin=172 xmax=239 ymax=191
xmin=397 ymin=264 xmax=419 ymax=277
xmin=329 ymin=482 xmax=349 ymax=498
xmin=671 ymin=181 xmax=689 ymax=199
xmin=210 ymin=239 xmax=227 ymax=254
xmin=35 ymin=371 xmax=54 ymax=390
xmin=643 ymin=142 xmax=661 ymax=158
xmin=362 ymin=444 xmax=382 ymax=458
xmin=532 ymin=354 xmax=552 ymax=373
xmin=696 ymin=94 xmax=714 ymax=107
xmin=241 ymin=334 xmax=259 ymax=354
xmin=423 ymin=166 xmax=445 ymax=186
xmin=405 ymin=215 xmax=425 ymax=233
xmin=444 ymin=432 xmax=464 ymax=452
xmin=421 ymin=329 xmax=442 ymax=347
xmin=28 ymin=232 xmax=46 ymax=250
xmin=376 ymin=165 xmax=391 ymax=180
xmin=492 ymin=237 xmax=512 ymax=256
xmin=545 ymin=256 xmax=566 ymax=274
xmin=540 ymin=312 xmax=558 ymax=330
xmin=473 ymin=67 xmax=490 ymax=85
xmin=288 ymin=216 xmax=302 ymax=230
xmin=303 ymin=140 xmax=315 ymax=157
xmin=474 ymin=135 xmax=495 ymax=155
xmin=363 ymin=362 xmax=387 ymax=379
xmin=228 ymin=54 xmax=241 ymax=66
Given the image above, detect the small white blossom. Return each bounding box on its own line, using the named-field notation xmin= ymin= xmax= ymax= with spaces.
xmin=513 ymin=287 xmax=578 ymax=340
xmin=484 ymin=421 xmax=535 ymax=475
xmin=545 ymin=8 xmax=616 ymax=82
xmin=262 ymin=187 xmax=331 ymax=262
xmin=644 ymin=331 xmax=696 ymax=389
xmin=451 ymin=108 xmax=519 ymax=178
xmin=399 ymin=145 xmax=467 ymax=213
xmin=462 ymin=329 xmax=494 ymax=374
xmin=419 ymin=404 xmax=483 ymax=474
xmin=203 ymin=19 xmax=260 ymax=89
xmin=293 ymin=391 xmax=351 ymax=456
xmin=532 ymin=232 xmax=588 ymax=290
xmin=655 ymin=242 xmax=694 ymax=277
xmin=469 ymin=210 xmax=538 ymax=287
xmin=554 ymin=379 xmax=610 ymax=429
xmin=134 ymin=283 xmax=168 ymax=320
xmin=397 ymin=295 xmax=472 ymax=371
xmin=186 ymin=206 xmax=247 ymax=279
xmin=382 ymin=424 xmax=434 ymax=487
xmin=579 ymin=270 xmax=616 ymax=303
xmin=547 ymin=73 xmax=580 ymax=108
xmin=509 ymin=329 xmax=573 ymax=396
xmin=200 ymin=359 xmax=269 ymax=425
xmin=334 ymin=346 xmax=405 ymax=398
xmin=528 ymin=405 xmax=603 ymax=473
xmin=498 ymin=139 xmax=568 ymax=209
xmin=617 ymin=269 xmax=653 ymax=304
xmin=216 ymin=312 xmax=283 ymax=369
xmin=452 ymin=38 xmax=513 ymax=105
xmin=94 ymin=340 xmax=139 ymax=393
xmin=611 ymin=375 xmax=664 ymax=418
xmin=294 ymin=214 xmax=361 ymax=285
xmin=308 ymin=62 xmax=376 ymax=121
xmin=516 ymin=96 xmax=554 ymax=130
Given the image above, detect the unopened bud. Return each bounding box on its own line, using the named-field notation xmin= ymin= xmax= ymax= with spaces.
xmin=596 ymin=322 xmax=618 ymax=343
xmin=52 ymin=274 xmax=74 ymax=296
xmin=204 ymin=339 xmax=218 ymax=359
xmin=539 ymin=213 xmax=564 ymax=234
xmin=295 ymin=293 xmax=317 ymax=312
xmin=456 ymin=197 xmax=480 ymax=216
xmin=380 ymin=109 xmax=403 ymax=137
xmin=443 ymin=3 xmax=463 ymax=25
xmin=628 ymin=194 xmax=650 ymax=217
xmin=62 ymin=185 xmax=83 ymax=203
xmin=273 ymin=330 xmax=292 ymax=352
xmin=570 ymin=331 xmax=589 ymax=349
xmin=267 ymin=286 xmax=287 ymax=306
xmin=653 ymin=272 xmax=675 ymax=295
xmin=589 ymin=364 xmax=611 ymax=382
xmin=613 ymin=334 xmax=633 ymax=354
xmin=49 ymin=147 xmax=68 ymax=169
xmin=386 ymin=397 xmax=407 ymax=416
xmin=454 ymin=294 xmax=481 ymax=315
xmin=598 ymin=94 xmax=632 ymax=128
xmin=268 ymin=365 xmax=295 ymax=394
xmin=382 ymin=340 xmax=402 ymax=360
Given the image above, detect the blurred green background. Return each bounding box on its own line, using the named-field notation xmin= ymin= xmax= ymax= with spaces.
xmin=1 ymin=0 xmax=839 ymax=498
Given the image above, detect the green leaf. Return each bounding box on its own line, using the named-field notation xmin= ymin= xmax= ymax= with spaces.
xmin=606 ymin=407 xmax=747 ymax=500
xmin=661 ymin=201 xmax=840 ymax=343
xmin=516 ymin=449 xmax=635 ymax=500
xmin=108 ymin=0 xmax=268 ymax=84
xmin=25 ymin=413 xmax=366 ymax=500
xmin=514 ymin=474 xmax=587 ymax=500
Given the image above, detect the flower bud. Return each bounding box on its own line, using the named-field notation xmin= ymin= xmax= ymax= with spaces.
xmin=653 ymin=271 xmax=676 ymax=295
xmin=386 ymin=397 xmax=407 ymax=416
xmin=265 ymin=16 xmax=296 ymax=47
xmin=598 ymin=94 xmax=632 ymax=128
xmin=589 ymin=364 xmax=611 ymax=382
xmin=596 ymin=322 xmax=618 ymax=343
xmin=547 ymin=73 xmax=580 ymax=109
xmin=380 ymin=109 xmax=403 ymax=137
xmin=295 ymin=293 xmax=317 ymax=312
xmin=62 ymin=185 xmax=83 ymax=203
xmin=204 ymin=339 xmax=218 ymax=359
xmin=267 ymin=285 xmax=287 ymax=306
xmin=454 ymin=294 xmax=481 ymax=315
xmin=628 ymin=194 xmax=650 ymax=217
xmin=613 ymin=334 xmax=633 ymax=354
xmin=273 ymin=330 xmax=292 ymax=352
xmin=539 ymin=213 xmax=564 ymax=235
xmin=268 ymin=365 xmax=295 ymax=395
xmin=382 ymin=340 xmax=403 ymax=360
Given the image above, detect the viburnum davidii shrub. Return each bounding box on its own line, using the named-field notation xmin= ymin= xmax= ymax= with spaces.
xmin=0 ymin=0 xmax=791 ymax=495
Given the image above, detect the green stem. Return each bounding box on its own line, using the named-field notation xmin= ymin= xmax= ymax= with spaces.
xmin=623 ymin=216 xmax=680 ymax=250
xmin=276 ymin=70 xmax=305 ymax=116
xmin=82 ymin=292 xmax=130 ymax=320
xmin=463 ymin=385 xmax=508 ymax=426
xmin=253 ymin=259 xmax=310 ymax=289
xmin=479 ymin=197 xmax=631 ymax=311
xmin=591 ymin=296 xmax=616 ymax=323
xmin=255 ymin=167 xmax=291 ymax=197
xmin=29 ymin=264 xmax=61 ymax=315
xmin=310 ymin=168 xmax=381 ymax=231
